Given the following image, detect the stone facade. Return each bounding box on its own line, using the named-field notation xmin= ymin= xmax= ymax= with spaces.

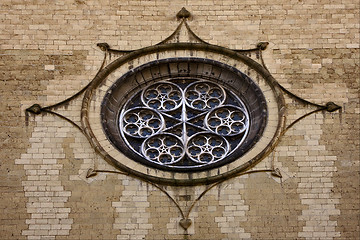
xmin=0 ymin=1 xmax=359 ymax=239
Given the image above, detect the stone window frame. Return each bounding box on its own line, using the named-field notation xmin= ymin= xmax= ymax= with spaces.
xmin=81 ymin=44 xmax=285 ymax=185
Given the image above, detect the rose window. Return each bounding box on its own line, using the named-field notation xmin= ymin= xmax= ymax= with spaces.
xmin=101 ymin=58 xmax=267 ymax=173
xmin=118 ymin=79 xmax=250 ymax=170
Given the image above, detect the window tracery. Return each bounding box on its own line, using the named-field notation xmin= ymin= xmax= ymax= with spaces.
xmin=119 ymin=79 xmax=250 ymax=169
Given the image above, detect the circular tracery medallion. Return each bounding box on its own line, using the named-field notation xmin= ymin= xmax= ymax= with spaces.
xmin=101 ymin=58 xmax=269 ymax=172
xmin=119 ymin=79 xmax=249 ymax=170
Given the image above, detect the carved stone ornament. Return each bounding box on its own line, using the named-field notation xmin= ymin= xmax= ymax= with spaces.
xmin=26 ymin=8 xmax=341 ymax=186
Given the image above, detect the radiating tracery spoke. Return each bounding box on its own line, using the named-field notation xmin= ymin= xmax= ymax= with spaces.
xmin=185 ymin=82 xmax=225 ymax=110
xmin=121 ymin=108 xmax=163 ymax=138
xmin=142 ymin=134 xmax=184 ymax=164
xmin=142 ymin=82 xmax=182 ymax=111
xmin=186 ymin=133 xmax=229 ymax=163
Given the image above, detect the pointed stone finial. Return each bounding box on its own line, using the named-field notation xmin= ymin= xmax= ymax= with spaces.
xmin=26 ymin=104 xmax=42 ymax=115
xmin=97 ymin=42 xmax=110 ymax=52
xmin=179 ymin=218 xmax=192 ymax=230
xmin=325 ymin=102 xmax=341 ymax=112
xmin=86 ymin=168 xmax=98 ymax=178
xmin=271 ymin=168 xmax=282 ymax=178
xmin=176 ymin=7 xmax=191 ymax=19
xmin=257 ymin=42 xmax=269 ymax=50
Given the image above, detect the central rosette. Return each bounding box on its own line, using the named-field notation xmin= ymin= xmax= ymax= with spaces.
xmin=119 ymin=79 xmax=249 ymax=169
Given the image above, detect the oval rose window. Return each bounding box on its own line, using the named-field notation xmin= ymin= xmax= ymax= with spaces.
xmin=101 ymin=58 xmax=267 ymax=172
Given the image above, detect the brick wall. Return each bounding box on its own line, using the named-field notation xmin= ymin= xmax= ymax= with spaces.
xmin=1 ymin=1 xmax=359 ymax=239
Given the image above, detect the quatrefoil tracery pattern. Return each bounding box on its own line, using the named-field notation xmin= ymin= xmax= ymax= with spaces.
xmin=119 ymin=80 xmax=250 ymax=168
